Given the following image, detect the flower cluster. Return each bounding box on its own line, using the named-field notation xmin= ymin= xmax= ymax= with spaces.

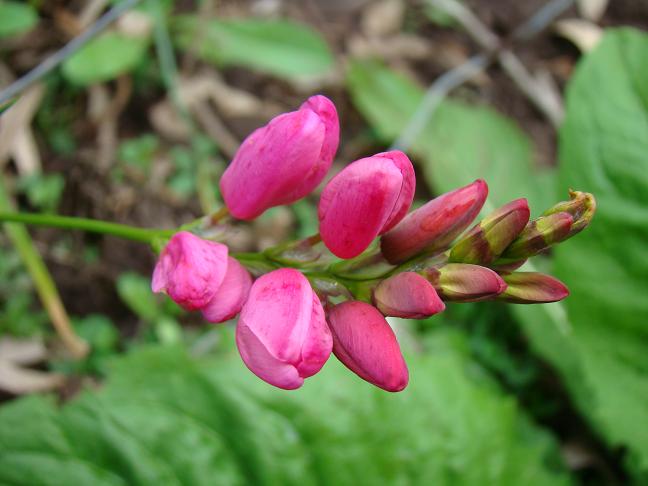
xmin=152 ymin=95 xmax=596 ymax=392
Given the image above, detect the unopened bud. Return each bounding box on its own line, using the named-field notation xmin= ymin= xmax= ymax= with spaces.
xmin=381 ymin=180 xmax=488 ymax=264
xmin=373 ymin=272 xmax=445 ymax=319
xmin=543 ymin=190 xmax=596 ymax=236
xmin=449 ymin=198 xmax=530 ymax=265
xmin=499 ymin=272 xmax=569 ymax=303
xmin=500 ymin=212 xmax=573 ymax=260
xmin=424 ymin=263 xmax=507 ymax=302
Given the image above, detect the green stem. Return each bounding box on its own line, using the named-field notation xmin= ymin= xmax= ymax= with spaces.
xmin=0 ymin=212 xmax=174 ymax=243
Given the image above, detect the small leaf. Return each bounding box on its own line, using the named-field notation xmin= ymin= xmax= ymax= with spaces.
xmin=173 ymin=17 xmax=334 ymax=79
xmin=0 ymin=1 xmax=38 ymax=38
xmin=62 ymin=32 xmax=149 ymax=86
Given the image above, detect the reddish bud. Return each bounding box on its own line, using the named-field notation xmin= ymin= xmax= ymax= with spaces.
xmin=500 ymin=212 xmax=573 ymax=260
xmin=152 ymin=231 xmax=228 ymax=311
xmin=449 ymin=198 xmax=530 ymax=264
xmin=424 ymin=263 xmax=507 ymax=302
xmin=498 ymin=272 xmax=569 ymax=304
xmin=327 ymin=301 xmax=409 ymax=392
xmin=220 ymin=95 xmax=339 ymax=219
xmin=319 ymin=151 xmax=415 ymax=259
xmin=542 ymin=190 xmax=596 ymax=236
xmin=236 ymin=269 xmax=332 ymax=390
xmin=373 ymin=272 xmax=445 ymax=319
xmin=381 ymin=179 xmax=488 ymax=264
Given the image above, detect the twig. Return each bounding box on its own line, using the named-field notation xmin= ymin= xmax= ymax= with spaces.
xmin=0 ymin=180 xmax=89 ymax=358
xmin=391 ymin=54 xmax=489 ymax=151
xmin=422 ymin=0 xmax=571 ymax=128
xmin=0 ymin=0 xmax=141 ymax=106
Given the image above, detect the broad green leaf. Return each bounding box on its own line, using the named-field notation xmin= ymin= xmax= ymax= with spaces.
xmin=173 ymin=17 xmax=334 ymax=79
xmin=346 ymin=60 xmax=555 ymax=213
xmin=518 ymin=28 xmax=648 ymax=481
xmin=0 ymin=1 xmax=38 ymax=38
xmin=0 ymin=332 xmax=571 ymax=485
xmin=62 ymin=32 xmax=149 ymax=86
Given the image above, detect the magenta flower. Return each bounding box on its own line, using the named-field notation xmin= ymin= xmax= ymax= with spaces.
xmin=381 ymin=179 xmax=488 ymax=263
xmin=152 ymin=231 xmax=229 ymax=311
xmin=220 ymin=95 xmax=339 ymax=220
xmin=318 ymin=151 xmax=415 ymax=259
xmin=236 ymin=268 xmax=332 ymax=390
xmin=152 ymin=232 xmax=252 ymax=322
xmin=373 ymin=272 xmax=445 ymax=319
xmin=327 ymin=301 xmax=409 ymax=392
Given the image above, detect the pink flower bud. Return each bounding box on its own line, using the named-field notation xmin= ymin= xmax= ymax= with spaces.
xmin=373 ymin=272 xmax=445 ymax=318
xmin=319 ymin=151 xmax=415 ymax=259
xmin=236 ymin=268 xmax=332 ymax=390
xmin=201 ymin=257 xmax=253 ymax=323
xmin=327 ymin=301 xmax=409 ymax=392
xmin=381 ymin=179 xmax=488 ymax=264
xmin=220 ymin=95 xmax=339 ymax=220
xmin=499 ymin=272 xmax=569 ymax=303
xmin=152 ymin=231 xmax=228 ymax=311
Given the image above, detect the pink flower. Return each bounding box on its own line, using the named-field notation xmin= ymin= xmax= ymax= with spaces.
xmin=236 ymin=268 xmax=332 ymax=390
xmin=220 ymin=95 xmax=339 ymax=220
xmin=373 ymin=272 xmax=445 ymax=318
xmin=152 ymin=231 xmax=228 ymax=311
xmin=381 ymin=179 xmax=488 ymax=263
xmin=152 ymin=232 xmax=252 ymax=322
xmin=318 ymin=151 xmax=415 ymax=259
xmin=327 ymin=301 xmax=409 ymax=392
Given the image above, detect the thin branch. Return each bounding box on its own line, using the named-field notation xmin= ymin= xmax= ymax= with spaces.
xmin=0 ymin=0 xmax=141 ymax=106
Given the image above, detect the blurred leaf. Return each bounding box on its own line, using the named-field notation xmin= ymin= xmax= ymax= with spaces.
xmin=173 ymin=17 xmax=334 ymax=79
xmin=116 ymin=272 xmax=159 ymax=323
xmin=74 ymin=315 xmax=118 ymax=355
xmin=62 ymin=32 xmax=150 ymax=86
xmin=517 ymin=28 xmax=648 ymax=481
xmin=0 ymin=330 xmax=571 ymax=485
xmin=16 ymin=173 xmax=65 ymax=213
xmin=0 ymin=1 xmax=38 ymax=38
xmin=346 ymin=60 xmax=555 ymax=213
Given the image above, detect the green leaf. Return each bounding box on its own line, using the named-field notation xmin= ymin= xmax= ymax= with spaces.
xmin=517 ymin=28 xmax=648 ymax=481
xmin=0 ymin=332 xmax=571 ymax=485
xmin=173 ymin=17 xmax=334 ymax=79
xmin=0 ymin=1 xmax=38 ymax=38
xmin=346 ymin=60 xmax=555 ymax=213
xmin=116 ymin=272 xmax=160 ymax=323
xmin=62 ymin=32 xmax=150 ymax=86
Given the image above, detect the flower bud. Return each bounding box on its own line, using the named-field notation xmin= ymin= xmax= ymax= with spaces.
xmin=498 ymin=272 xmax=569 ymax=304
xmin=327 ymin=301 xmax=408 ymax=392
xmin=236 ymin=268 xmax=332 ymax=390
xmin=152 ymin=231 xmax=228 ymax=310
xmin=201 ymin=257 xmax=252 ymax=323
xmin=220 ymin=95 xmax=339 ymax=219
xmin=542 ymin=190 xmax=596 ymax=236
xmin=381 ymin=179 xmax=488 ymax=264
xmin=319 ymin=151 xmax=415 ymax=259
xmin=373 ymin=272 xmax=445 ymax=318
xmin=500 ymin=212 xmax=573 ymax=260
xmin=424 ymin=263 xmax=507 ymax=302
xmin=449 ymin=198 xmax=530 ymax=265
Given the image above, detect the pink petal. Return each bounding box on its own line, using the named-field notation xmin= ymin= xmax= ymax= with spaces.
xmin=327 ymin=301 xmax=409 ymax=392
xmin=373 ymin=272 xmax=445 ymax=319
xmin=235 ymin=268 xmax=332 ymax=389
xmin=201 ymin=257 xmax=253 ymax=323
xmin=151 ymin=232 xmax=228 ymax=311
xmin=319 ymin=156 xmax=403 ymax=259
xmin=220 ymin=95 xmax=339 ymax=220
xmin=376 ymin=151 xmax=416 ymax=234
